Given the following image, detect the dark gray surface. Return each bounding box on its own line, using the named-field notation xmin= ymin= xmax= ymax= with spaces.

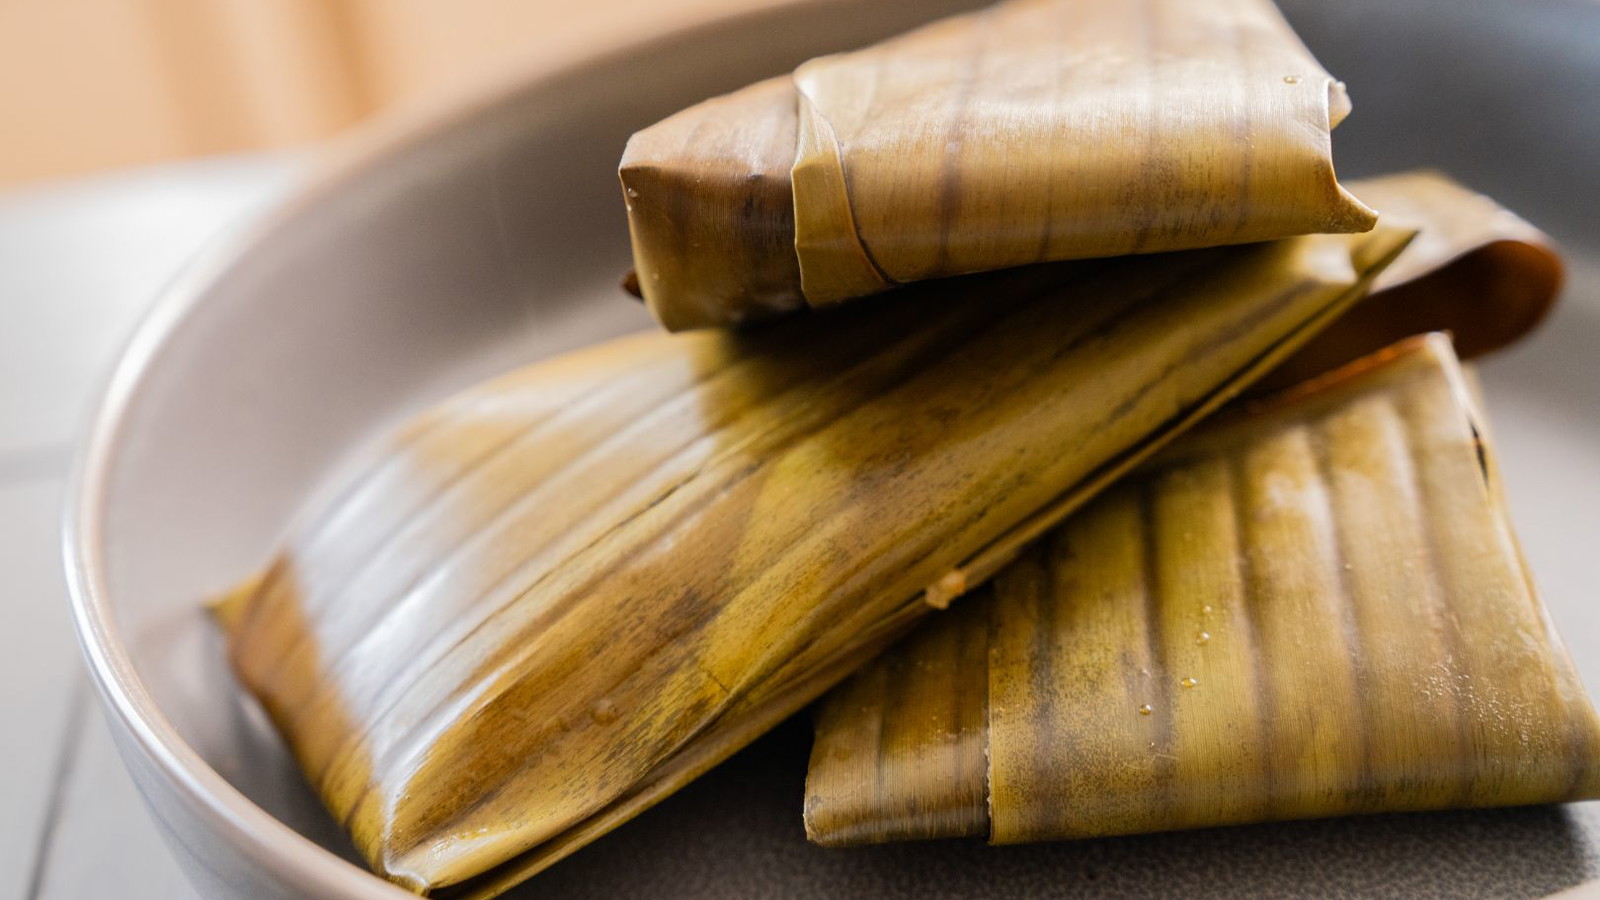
xmin=1280 ymin=0 xmax=1600 ymax=249
xmin=539 ymin=719 xmax=1596 ymax=899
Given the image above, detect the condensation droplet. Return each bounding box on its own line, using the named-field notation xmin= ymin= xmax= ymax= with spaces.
xmin=1283 ymin=74 xmax=1301 ymax=84
xmin=626 ymin=187 xmax=640 ymax=198
xmin=1138 ymin=704 xmax=1154 ymax=716
xmin=1196 ymin=631 xmax=1211 ymax=645
xmin=1180 ymin=676 xmax=1200 ymax=689
xmin=1202 ymin=605 xmax=1214 ymax=615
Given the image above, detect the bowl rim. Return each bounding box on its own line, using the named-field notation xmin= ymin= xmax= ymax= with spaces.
xmin=58 ymin=2 xmax=828 ymax=895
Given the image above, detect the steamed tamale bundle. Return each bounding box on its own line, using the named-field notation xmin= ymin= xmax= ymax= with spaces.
xmin=215 ymin=222 xmax=1409 ymax=896
xmin=806 ymin=334 xmax=1600 ymax=846
xmin=621 ymin=0 xmax=1377 ymax=329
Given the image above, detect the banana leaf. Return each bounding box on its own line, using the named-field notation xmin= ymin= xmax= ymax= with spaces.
xmin=1258 ymin=170 xmax=1561 ymax=391
xmin=806 ymin=334 xmax=1600 ymax=846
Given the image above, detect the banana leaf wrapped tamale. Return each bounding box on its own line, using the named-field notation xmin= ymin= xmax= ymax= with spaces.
xmin=621 ymin=0 xmax=1377 ymax=330
xmin=806 ymin=334 xmax=1600 ymax=846
xmin=215 ymin=222 xmax=1411 ymax=897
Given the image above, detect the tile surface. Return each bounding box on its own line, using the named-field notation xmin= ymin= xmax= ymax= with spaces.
xmin=0 ymin=480 xmax=76 ymax=900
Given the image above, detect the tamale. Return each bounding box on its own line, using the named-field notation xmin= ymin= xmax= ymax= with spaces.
xmin=621 ymin=0 xmax=1375 ymax=329
xmin=806 ymin=334 xmax=1600 ymax=846
xmin=215 ymin=223 xmax=1409 ymax=897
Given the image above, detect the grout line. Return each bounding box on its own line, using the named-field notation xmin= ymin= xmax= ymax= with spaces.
xmin=0 ymin=444 xmax=71 ymax=487
xmin=24 ymin=678 xmax=90 ymax=900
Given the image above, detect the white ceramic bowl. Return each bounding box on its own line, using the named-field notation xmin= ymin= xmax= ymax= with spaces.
xmin=64 ymin=1 xmax=1600 ymax=897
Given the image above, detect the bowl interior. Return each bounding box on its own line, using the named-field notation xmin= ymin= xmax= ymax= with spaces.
xmin=86 ymin=0 xmax=1600 ymax=896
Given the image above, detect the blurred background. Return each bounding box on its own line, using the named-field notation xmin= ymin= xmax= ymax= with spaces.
xmin=0 ymin=0 xmax=737 ymax=188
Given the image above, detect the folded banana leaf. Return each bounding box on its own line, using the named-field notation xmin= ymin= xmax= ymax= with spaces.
xmin=1258 ymin=171 xmax=1562 ymax=391
xmin=215 ymin=222 xmax=1409 ymax=897
xmin=806 ymin=334 xmax=1600 ymax=846
xmin=621 ymin=0 xmax=1375 ymax=330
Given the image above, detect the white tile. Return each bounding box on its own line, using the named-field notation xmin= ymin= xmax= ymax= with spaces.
xmin=30 ymin=708 xmax=200 ymax=900
xmin=0 ymin=478 xmax=79 ymax=900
